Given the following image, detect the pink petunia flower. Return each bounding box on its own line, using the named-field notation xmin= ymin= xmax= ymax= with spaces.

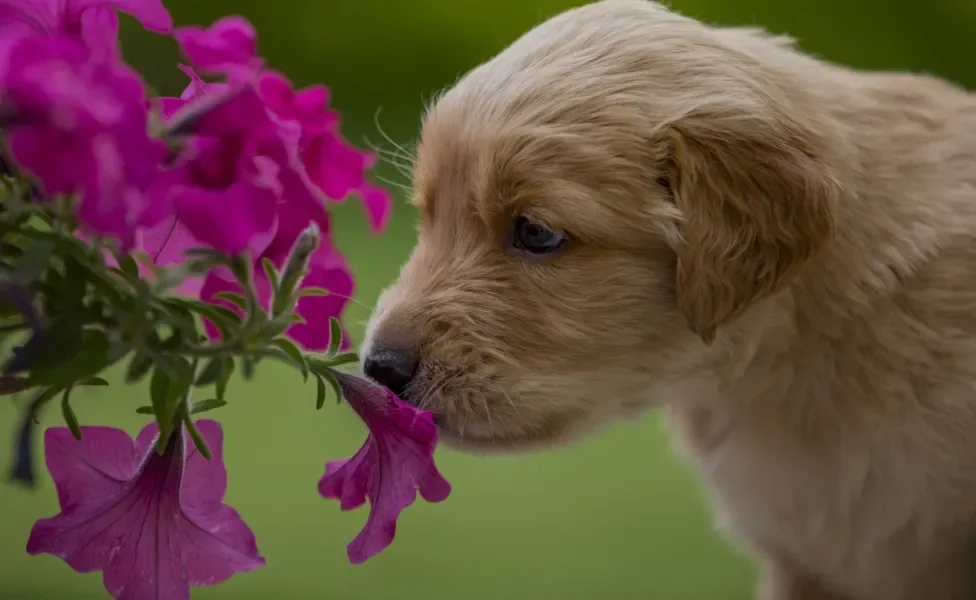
xmin=146 ymin=19 xmax=313 ymax=260
xmin=27 ymin=420 xmax=264 ymax=600
xmin=0 ymin=0 xmax=172 ymax=57
xmin=140 ymin=15 xmax=393 ymax=348
xmin=319 ymin=370 xmax=451 ymax=564
xmin=154 ymin=85 xmax=284 ymax=259
xmin=0 ymin=34 xmax=168 ymax=247
xmin=259 ymin=70 xmax=393 ymax=234
xmin=145 ymin=68 xmax=356 ymax=350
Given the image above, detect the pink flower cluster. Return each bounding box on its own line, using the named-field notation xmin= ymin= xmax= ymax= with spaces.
xmin=0 ymin=0 xmax=392 ymax=349
xmin=1 ymin=1 xmax=452 ymax=599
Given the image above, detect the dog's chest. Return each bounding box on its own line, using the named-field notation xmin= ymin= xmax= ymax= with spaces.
xmin=667 ymin=404 xmax=957 ymax=599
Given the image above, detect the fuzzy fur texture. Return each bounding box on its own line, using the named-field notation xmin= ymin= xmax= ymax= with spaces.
xmin=361 ymin=1 xmax=976 ymax=598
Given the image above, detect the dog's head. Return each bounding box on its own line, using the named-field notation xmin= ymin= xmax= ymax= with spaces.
xmin=362 ymin=0 xmax=841 ymax=452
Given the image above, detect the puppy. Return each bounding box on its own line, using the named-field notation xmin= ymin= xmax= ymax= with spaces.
xmin=360 ymin=1 xmax=976 ymax=598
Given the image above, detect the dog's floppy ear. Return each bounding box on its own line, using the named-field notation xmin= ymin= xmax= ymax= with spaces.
xmin=666 ymin=103 xmax=840 ymax=343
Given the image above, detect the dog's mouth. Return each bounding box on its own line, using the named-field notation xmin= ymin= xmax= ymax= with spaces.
xmin=398 ymin=377 xmax=552 ymax=453
xmin=432 ymin=409 xmax=567 ymax=454
xmin=435 ymin=420 xmax=514 ymax=453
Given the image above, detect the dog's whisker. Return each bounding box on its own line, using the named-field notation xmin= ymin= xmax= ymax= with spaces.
xmin=365 ymin=107 xmax=418 ymax=183
xmin=372 ymin=108 xmax=418 ymax=161
xmin=477 ymin=390 xmax=494 ymax=433
xmin=364 ymin=144 xmax=414 ymax=179
xmin=494 ymin=384 xmax=522 ymax=421
xmin=375 ymin=174 xmax=413 ymax=196
xmin=418 ymin=372 xmax=456 ymax=412
xmin=311 ymin=290 xmax=371 ymax=312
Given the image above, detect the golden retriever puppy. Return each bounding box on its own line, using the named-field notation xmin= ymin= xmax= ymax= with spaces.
xmin=360 ymin=1 xmax=976 ymax=598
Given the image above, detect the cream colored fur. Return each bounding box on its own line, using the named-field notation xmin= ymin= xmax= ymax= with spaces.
xmin=362 ymin=1 xmax=976 ymax=598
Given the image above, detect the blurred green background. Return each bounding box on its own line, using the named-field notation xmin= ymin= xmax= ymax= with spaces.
xmin=2 ymin=0 xmax=974 ymax=598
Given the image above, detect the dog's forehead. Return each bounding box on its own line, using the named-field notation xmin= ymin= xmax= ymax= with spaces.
xmin=411 ymin=114 xmax=483 ymax=230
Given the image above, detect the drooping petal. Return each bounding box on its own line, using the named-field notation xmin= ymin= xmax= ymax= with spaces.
xmin=0 ymin=0 xmax=171 ymax=57
xmin=304 ymin=133 xmax=370 ymax=201
xmin=177 ymin=64 xmax=208 ymax=101
xmin=358 ymin=182 xmax=393 ymax=234
xmin=65 ymin=0 xmax=173 ymax=33
xmin=27 ymin=421 xmax=264 ymax=600
xmin=258 ymin=70 xmax=337 ymax=135
xmin=151 ymin=66 xmax=208 ymax=119
xmin=319 ymin=371 xmax=451 ymax=564
xmin=174 ymin=15 xmax=262 ymax=80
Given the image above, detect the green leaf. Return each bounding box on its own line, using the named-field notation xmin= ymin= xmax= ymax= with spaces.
xmin=164 ymin=298 xmax=244 ymax=325
xmin=14 ymin=317 xmax=83 ymax=374
xmin=215 ymin=357 xmax=234 ymax=401
xmin=117 ymin=254 xmax=140 ymax=281
xmin=258 ymin=313 xmax=303 ymax=340
xmin=320 ymin=369 xmax=343 ymax=405
xmin=270 ymin=338 xmax=308 ymax=381
xmin=190 ymin=397 xmax=227 ymax=415
xmin=60 ymin=387 xmax=82 ymax=440
xmin=149 ymin=365 xmax=172 ymax=426
xmin=320 ymin=351 xmax=358 ymax=368
xmin=259 ymin=320 xmax=290 ymax=340
xmin=149 ymin=356 xmax=194 ymax=448
xmin=194 ymin=357 xmax=226 ymax=387
xmin=27 ymin=329 xmax=113 ymax=387
xmin=182 ymin=413 xmax=212 ymax=460
xmin=64 ymin=254 xmax=122 ymax=309
xmin=213 ymin=291 xmax=249 ymax=312
xmin=326 ymin=317 xmax=342 ymax=356
xmin=135 ymin=406 xmax=154 ymax=415
xmin=154 ymin=299 xmax=198 ymax=340
xmin=261 ymin=258 xmax=280 ymax=295
xmin=272 ymin=282 xmax=299 ymax=316
xmin=81 ymin=377 xmax=109 ymax=386
xmin=124 ymin=351 xmax=154 ymax=383
xmin=130 ymin=251 xmax=156 ymax=270
xmin=12 ymin=238 xmax=53 ymax=286
xmin=241 ymin=356 xmax=256 ymax=381
xmin=206 ymin=303 xmax=245 ymax=324
xmin=183 ymin=248 xmax=231 ymax=263
xmin=314 ymin=373 xmax=327 ymax=409
xmin=163 ymin=298 xmax=242 ymax=340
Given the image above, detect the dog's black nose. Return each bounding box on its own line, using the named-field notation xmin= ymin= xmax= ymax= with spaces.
xmin=363 ymin=347 xmax=418 ymax=399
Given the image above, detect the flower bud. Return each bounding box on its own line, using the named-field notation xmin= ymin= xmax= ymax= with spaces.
xmin=273 ymin=222 xmax=321 ymax=316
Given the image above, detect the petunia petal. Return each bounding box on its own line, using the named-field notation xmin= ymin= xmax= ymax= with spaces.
xmin=174 ymin=16 xmax=262 ymax=80
xmin=1 ymin=33 xmax=166 ymax=247
xmin=358 ymin=182 xmax=393 ymax=234
xmin=319 ymin=371 xmax=451 ymax=563
xmin=27 ymin=421 xmax=264 ymax=600
xmin=66 ymin=0 xmax=173 ymax=33
xmin=42 ymin=426 xmax=140 ymax=513
xmin=0 ymin=0 xmax=171 ymax=62
xmin=173 ymin=177 xmax=279 ymax=257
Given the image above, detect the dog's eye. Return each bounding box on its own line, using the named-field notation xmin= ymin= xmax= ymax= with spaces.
xmin=512 ymin=216 xmax=566 ymax=255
